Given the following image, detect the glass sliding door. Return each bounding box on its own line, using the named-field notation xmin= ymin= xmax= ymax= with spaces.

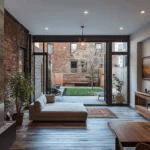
xmin=32 ymin=40 xmax=129 ymax=105
xmin=111 ymin=42 xmax=129 ymax=105
xmin=112 ymin=55 xmax=128 ymax=104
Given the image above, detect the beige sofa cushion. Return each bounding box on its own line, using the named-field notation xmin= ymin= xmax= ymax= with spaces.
xmin=41 ymin=103 xmax=87 ymax=117
xmin=34 ymin=96 xmax=45 ymax=112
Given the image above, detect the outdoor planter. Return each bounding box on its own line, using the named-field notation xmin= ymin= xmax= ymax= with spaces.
xmin=56 ymin=85 xmax=60 ymax=89
xmin=115 ymin=95 xmax=124 ymax=104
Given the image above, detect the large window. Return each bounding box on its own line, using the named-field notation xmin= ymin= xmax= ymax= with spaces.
xmin=47 ymin=43 xmax=53 ymax=55
xmin=81 ymin=61 xmax=87 ymax=73
xmin=95 ymin=43 xmax=102 ymax=51
xmin=71 ymin=61 xmax=77 ymax=73
xmin=112 ymin=42 xmax=127 ymax=52
xmin=71 ymin=43 xmax=77 ymax=55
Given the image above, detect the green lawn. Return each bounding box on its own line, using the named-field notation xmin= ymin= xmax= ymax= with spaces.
xmin=63 ymin=88 xmax=104 ymax=96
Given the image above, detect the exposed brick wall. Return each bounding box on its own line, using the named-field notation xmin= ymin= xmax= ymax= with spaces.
xmin=4 ymin=10 xmax=29 ymax=114
xmin=42 ymin=42 xmax=105 ymax=73
xmin=51 ymin=43 xmax=71 ymax=73
xmin=34 ymin=47 xmax=43 ymax=100
xmin=0 ymin=3 xmax=4 ymax=122
xmin=0 ymin=9 xmax=4 ymax=103
xmin=38 ymin=42 xmax=105 ymax=86
xmin=4 ymin=10 xmax=29 ymax=80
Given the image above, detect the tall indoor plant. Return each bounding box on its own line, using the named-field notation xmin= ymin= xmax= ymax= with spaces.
xmin=113 ymin=74 xmax=124 ymax=103
xmin=9 ymin=72 xmax=34 ymax=125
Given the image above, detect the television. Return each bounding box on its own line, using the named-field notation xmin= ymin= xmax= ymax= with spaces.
xmin=142 ymin=56 xmax=150 ymax=80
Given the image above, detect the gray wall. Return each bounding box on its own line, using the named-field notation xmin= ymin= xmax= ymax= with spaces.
xmin=130 ymin=23 xmax=150 ymax=107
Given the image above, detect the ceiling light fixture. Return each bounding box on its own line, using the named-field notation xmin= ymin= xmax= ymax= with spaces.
xmin=141 ymin=10 xmax=145 ymax=14
xmin=84 ymin=10 xmax=89 ymax=14
xmin=45 ymin=27 xmax=49 ymax=30
xmin=120 ymin=27 xmax=124 ymax=30
xmin=79 ymin=26 xmax=86 ymax=45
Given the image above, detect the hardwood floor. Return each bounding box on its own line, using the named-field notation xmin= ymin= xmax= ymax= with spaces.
xmin=10 ymin=107 xmax=147 ymax=150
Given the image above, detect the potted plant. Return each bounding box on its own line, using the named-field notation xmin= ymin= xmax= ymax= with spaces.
xmin=113 ymin=74 xmax=124 ymax=103
xmin=8 ymin=73 xmax=34 ymax=125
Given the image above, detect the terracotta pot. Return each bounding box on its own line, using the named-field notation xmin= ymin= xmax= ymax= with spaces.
xmin=12 ymin=113 xmax=24 ymax=126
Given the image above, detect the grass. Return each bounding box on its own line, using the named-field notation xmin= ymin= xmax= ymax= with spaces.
xmin=63 ymin=88 xmax=104 ymax=96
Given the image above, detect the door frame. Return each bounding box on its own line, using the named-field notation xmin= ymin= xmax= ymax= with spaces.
xmin=107 ymin=42 xmax=130 ymax=106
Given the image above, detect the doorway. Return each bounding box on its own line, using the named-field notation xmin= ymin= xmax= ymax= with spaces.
xmin=33 ymin=42 xmax=106 ymax=105
xmin=31 ymin=35 xmax=130 ymax=106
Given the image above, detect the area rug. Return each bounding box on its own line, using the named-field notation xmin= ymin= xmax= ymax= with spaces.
xmin=86 ymin=108 xmax=118 ymax=118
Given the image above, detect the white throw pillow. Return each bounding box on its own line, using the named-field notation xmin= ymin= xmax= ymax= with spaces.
xmin=42 ymin=94 xmax=47 ymax=104
xmin=34 ymin=96 xmax=45 ymax=112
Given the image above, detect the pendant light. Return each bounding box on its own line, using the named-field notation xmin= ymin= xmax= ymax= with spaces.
xmin=79 ymin=26 xmax=86 ymax=45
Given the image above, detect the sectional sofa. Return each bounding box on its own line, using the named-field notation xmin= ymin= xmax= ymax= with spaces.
xmin=29 ymin=94 xmax=88 ymax=122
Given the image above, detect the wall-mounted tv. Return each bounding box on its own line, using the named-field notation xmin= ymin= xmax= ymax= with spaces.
xmin=143 ymin=56 xmax=150 ymax=80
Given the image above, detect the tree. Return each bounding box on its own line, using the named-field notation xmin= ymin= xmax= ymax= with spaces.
xmin=73 ymin=43 xmax=103 ymax=93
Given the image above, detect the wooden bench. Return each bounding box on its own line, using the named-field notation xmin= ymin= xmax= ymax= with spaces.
xmin=63 ymin=82 xmax=90 ymax=86
xmin=63 ymin=73 xmax=98 ymax=86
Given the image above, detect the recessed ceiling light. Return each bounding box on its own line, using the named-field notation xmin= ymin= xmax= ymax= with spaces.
xmin=120 ymin=27 xmax=124 ymax=30
xmin=141 ymin=10 xmax=145 ymax=14
xmin=63 ymin=47 xmax=66 ymax=49
xmin=84 ymin=10 xmax=89 ymax=14
xmin=45 ymin=27 xmax=49 ymax=30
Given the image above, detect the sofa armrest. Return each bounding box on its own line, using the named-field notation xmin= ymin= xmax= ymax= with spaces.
xmin=29 ymin=103 xmax=35 ymax=120
xmin=46 ymin=95 xmax=55 ymax=103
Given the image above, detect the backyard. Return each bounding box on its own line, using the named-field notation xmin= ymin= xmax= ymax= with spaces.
xmin=63 ymin=88 xmax=104 ymax=96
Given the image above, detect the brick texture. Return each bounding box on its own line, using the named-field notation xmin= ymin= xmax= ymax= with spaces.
xmin=0 ymin=9 xmax=4 ymax=103
xmin=38 ymin=42 xmax=106 ymax=86
xmin=4 ymin=10 xmax=29 ymax=114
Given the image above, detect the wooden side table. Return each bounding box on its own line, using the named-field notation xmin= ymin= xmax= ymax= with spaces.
xmin=135 ymin=91 xmax=150 ymax=119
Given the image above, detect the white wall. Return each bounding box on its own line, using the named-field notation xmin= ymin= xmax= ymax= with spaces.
xmin=130 ymin=24 xmax=150 ymax=107
xmin=142 ymin=39 xmax=150 ymax=91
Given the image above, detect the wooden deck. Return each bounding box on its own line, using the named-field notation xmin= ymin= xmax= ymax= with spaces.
xmin=10 ymin=107 xmax=146 ymax=150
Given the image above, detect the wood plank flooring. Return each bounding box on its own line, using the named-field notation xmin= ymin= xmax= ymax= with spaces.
xmin=10 ymin=107 xmax=147 ymax=150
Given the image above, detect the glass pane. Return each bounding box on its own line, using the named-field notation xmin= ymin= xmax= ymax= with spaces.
xmin=95 ymin=43 xmax=102 ymax=50
xmin=112 ymin=55 xmax=128 ymax=104
xmin=71 ymin=43 xmax=77 ymax=55
xmin=47 ymin=44 xmax=53 ymax=54
xmin=112 ymin=42 xmax=127 ymax=52
xmin=34 ymin=42 xmax=43 ymax=52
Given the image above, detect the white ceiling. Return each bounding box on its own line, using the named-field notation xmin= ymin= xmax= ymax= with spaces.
xmin=4 ymin=0 xmax=150 ymax=35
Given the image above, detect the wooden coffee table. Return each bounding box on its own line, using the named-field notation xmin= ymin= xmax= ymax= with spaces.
xmin=108 ymin=122 xmax=150 ymax=150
